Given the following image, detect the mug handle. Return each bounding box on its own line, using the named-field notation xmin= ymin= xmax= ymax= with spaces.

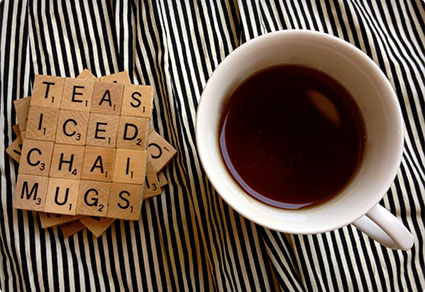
xmin=352 ymin=204 xmax=414 ymax=250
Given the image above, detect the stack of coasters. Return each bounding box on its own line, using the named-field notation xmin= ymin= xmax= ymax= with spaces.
xmin=6 ymin=70 xmax=176 ymax=237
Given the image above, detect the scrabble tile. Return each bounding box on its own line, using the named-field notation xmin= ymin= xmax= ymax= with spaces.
xmin=91 ymin=81 xmax=123 ymax=115
xmin=31 ymin=75 xmax=65 ymax=108
xmin=14 ymin=96 xmax=31 ymax=132
xmin=55 ymin=110 xmax=89 ymax=145
xmin=44 ymin=178 xmax=80 ymax=215
xmin=60 ymin=221 xmax=86 ymax=238
xmin=99 ymin=71 xmax=131 ymax=84
xmin=79 ymin=216 xmax=115 ymax=237
xmin=49 ymin=144 xmax=85 ymax=179
xmin=112 ymin=149 xmax=147 ymax=184
xmin=158 ymin=171 xmax=168 ymax=187
xmin=13 ymin=174 xmax=49 ymax=211
xmin=108 ymin=183 xmax=143 ymax=220
xmin=39 ymin=212 xmax=82 ymax=229
xmin=25 ymin=106 xmax=59 ymax=141
xmin=147 ymin=130 xmax=177 ymax=172
xmin=61 ymin=78 xmax=95 ymax=111
xmin=76 ymin=180 xmax=110 ymax=217
xmin=6 ymin=136 xmax=23 ymax=163
xmin=19 ymin=139 xmax=54 ymax=176
xmin=81 ymin=146 xmax=115 ymax=181
xmin=86 ymin=113 xmax=119 ymax=147
xmin=116 ymin=116 xmax=149 ymax=149
xmin=13 ymin=124 xmax=21 ymax=138
xmin=144 ymin=160 xmax=162 ymax=199
xmin=121 ymin=84 xmax=153 ymax=118
xmin=77 ymin=69 xmax=97 ymax=80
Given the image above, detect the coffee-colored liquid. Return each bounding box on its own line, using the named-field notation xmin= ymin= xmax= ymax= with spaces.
xmin=219 ymin=65 xmax=366 ymax=209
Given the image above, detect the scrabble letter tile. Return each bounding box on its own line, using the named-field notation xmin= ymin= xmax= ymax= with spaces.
xmin=39 ymin=212 xmax=82 ymax=229
xmin=31 ymin=75 xmax=65 ymax=108
xmin=86 ymin=113 xmax=119 ymax=147
xmin=77 ymin=69 xmax=97 ymax=80
xmin=81 ymin=146 xmax=115 ymax=181
xmin=112 ymin=149 xmax=147 ymax=184
xmin=144 ymin=160 xmax=162 ymax=199
xmin=121 ymin=84 xmax=153 ymax=118
xmin=76 ymin=180 xmax=110 ymax=217
xmin=147 ymin=130 xmax=177 ymax=171
xmin=19 ymin=139 xmax=54 ymax=176
xmin=13 ymin=96 xmax=31 ymax=132
xmin=79 ymin=217 xmax=115 ymax=237
xmin=55 ymin=110 xmax=89 ymax=145
xmin=91 ymin=81 xmax=123 ymax=115
xmin=13 ymin=174 xmax=49 ymax=211
xmin=108 ymin=183 xmax=143 ymax=220
xmin=44 ymin=178 xmax=80 ymax=215
xmin=61 ymin=78 xmax=95 ymax=111
xmin=6 ymin=136 xmax=23 ymax=163
xmin=50 ymin=144 xmax=85 ymax=179
xmin=25 ymin=106 xmax=59 ymax=141
xmin=99 ymin=71 xmax=131 ymax=84
xmin=116 ymin=116 xmax=149 ymax=149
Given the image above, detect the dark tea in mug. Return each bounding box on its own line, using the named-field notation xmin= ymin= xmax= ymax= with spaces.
xmin=219 ymin=65 xmax=366 ymax=209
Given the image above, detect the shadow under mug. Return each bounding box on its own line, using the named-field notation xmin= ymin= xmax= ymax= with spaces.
xmin=196 ymin=30 xmax=413 ymax=250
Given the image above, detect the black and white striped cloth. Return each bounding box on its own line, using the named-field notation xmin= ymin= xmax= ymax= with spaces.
xmin=1 ymin=1 xmax=424 ymax=291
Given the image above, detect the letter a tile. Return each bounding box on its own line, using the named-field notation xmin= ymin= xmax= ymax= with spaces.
xmin=91 ymin=81 xmax=123 ymax=115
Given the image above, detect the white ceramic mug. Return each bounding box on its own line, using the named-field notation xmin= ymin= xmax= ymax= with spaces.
xmin=196 ymin=30 xmax=414 ymax=250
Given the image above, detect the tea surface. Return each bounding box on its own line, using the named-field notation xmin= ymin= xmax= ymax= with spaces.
xmin=219 ymin=65 xmax=366 ymax=209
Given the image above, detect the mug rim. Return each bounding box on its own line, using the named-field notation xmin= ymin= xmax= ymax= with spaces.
xmin=196 ymin=30 xmax=404 ymax=234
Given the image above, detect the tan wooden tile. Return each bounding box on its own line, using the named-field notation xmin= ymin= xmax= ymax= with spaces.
xmin=13 ymin=174 xmax=49 ymax=211
xmin=147 ymin=130 xmax=177 ymax=171
xmin=39 ymin=212 xmax=82 ymax=229
xmin=79 ymin=216 xmax=115 ymax=237
xmin=86 ymin=113 xmax=119 ymax=147
xmin=31 ymin=75 xmax=65 ymax=108
xmin=81 ymin=146 xmax=116 ymax=182
xmin=116 ymin=116 xmax=149 ymax=150
xmin=6 ymin=136 xmax=23 ymax=163
xmin=77 ymin=69 xmax=97 ymax=80
xmin=25 ymin=106 xmax=59 ymax=141
xmin=19 ymin=139 xmax=54 ymax=176
xmin=44 ymin=178 xmax=80 ymax=215
xmin=13 ymin=96 xmax=31 ymax=132
xmin=121 ymin=84 xmax=153 ymax=118
xmin=99 ymin=71 xmax=131 ymax=84
xmin=61 ymin=78 xmax=95 ymax=112
xmin=76 ymin=180 xmax=110 ymax=217
xmin=91 ymin=81 xmax=123 ymax=115
xmin=112 ymin=149 xmax=147 ymax=184
xmin=144 ymin=160 xmax=162 ymax=199
xmin=13 ymin=124 xmax=21 ymax=138
xmin=60 ymin=220 xmax=86 ymax=238
xmin=55 ymin=109 xmax=89 ymax=145
xmin=108 ymin=183 xmax=143 ymax=220
xmin=49 ymin=144 xmax=85 ymax=179
xmin=158 ymin=171 xmax=168 ymax=187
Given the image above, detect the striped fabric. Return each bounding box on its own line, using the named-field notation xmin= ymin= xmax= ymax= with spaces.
xmin=1 ymin=0 xmax=424 ymax=291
